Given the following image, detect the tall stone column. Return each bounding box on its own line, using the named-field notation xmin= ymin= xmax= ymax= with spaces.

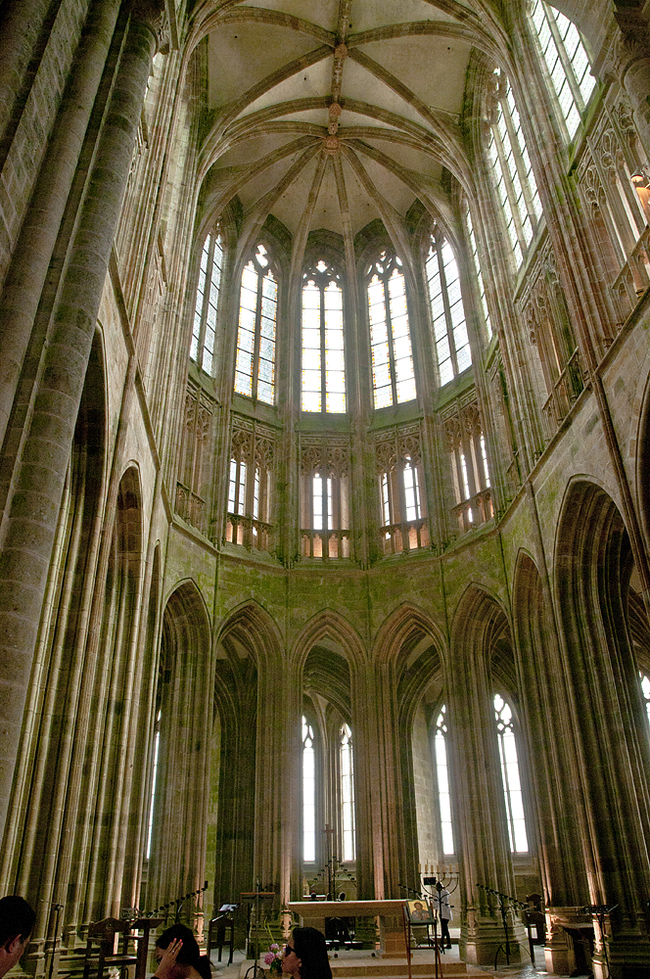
xmin=0 ymin=0 xmax=54 ymax=151
xmin=0 ymin=0 xmax=166 ymax=843
xmin=0 ymin=0 xmax=122 ymax=457
xmin=611 ymin=13 xmax=650 ymax=164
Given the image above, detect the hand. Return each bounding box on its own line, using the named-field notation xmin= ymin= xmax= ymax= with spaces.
xmin=154 ymin=939 xmax=183 ymax=979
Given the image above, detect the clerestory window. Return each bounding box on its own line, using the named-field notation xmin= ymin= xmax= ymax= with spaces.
xmin=487 ymin=72 xmax=542 ymax=269
xmin=494 ymin=693 xmax=528 ymax=853
xmin=530 ymin=0 xmax=596 ymax=141
xmin=465 ymin=203 xmax=493 ymax=338
xmin=302 ymin=261 xmax=346 ymax=413
xmin=426 ymin=231 xmax=472 ymax=385
xmin=234 ymin=243 xmax=277 ymax=404
xmin=367 ymin=251 xmax=416 ymax=408
xmin=191 ymin=232 xmax=223 ymax=375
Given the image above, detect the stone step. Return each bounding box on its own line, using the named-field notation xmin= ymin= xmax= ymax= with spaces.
xmin=327 ymin=954 xmax=491 ymax=979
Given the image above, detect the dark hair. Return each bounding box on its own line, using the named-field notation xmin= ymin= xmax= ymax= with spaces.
xmin=0 ymin=895 xmax=36 ymax=947
xmin=155 ymin=925 xmax=211 ymax=979
xmin=291 ymin=927 xmax=332 ymax=979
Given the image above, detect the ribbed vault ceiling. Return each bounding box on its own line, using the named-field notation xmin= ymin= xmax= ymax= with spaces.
xmin=194 ymin=0 xmax=507 ymax=243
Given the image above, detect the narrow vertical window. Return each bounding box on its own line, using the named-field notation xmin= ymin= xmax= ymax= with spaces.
xmin=487 ymin=73 xmax=542 ymax=268
xmin=641 ymin=673 xmax=650 ymax=729
xmin=367 ymin=252 xmax=416 ymax=408
xmin=531 ymin=0 xmax=596 ymax=140
xmin=303 ymin=716 xmax=316 ymax=862
xmin=302 ymin=262 xmax=346 ymax=413
xmin=146 ymin=709 xmax=161 ymax=860
xmin=426 ymin=231 xmax=472 ymax=385
xmin=191 ymin=232 xmax=223 ymax=375
xmin=228 ymin=458 xmax=246 ymax=516
xmin=465 ymin=205 xmax=493 ymax=337
xmin=494 ymin=694 xmax=528 ymax=853
xmin=234 ymin=243 xmax=277 ymax=404
xmin=434 ymin=705 xmax=454 ymax=855
xmin=340 ymin=724 xmax=355 ymax=862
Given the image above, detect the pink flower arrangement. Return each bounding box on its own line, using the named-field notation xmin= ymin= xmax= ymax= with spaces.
xmin=264 ymin=943 xmax=283 ymax=975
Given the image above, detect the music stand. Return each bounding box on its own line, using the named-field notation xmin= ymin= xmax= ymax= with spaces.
xmin=241 ymin=892 xmax=274 ymax=979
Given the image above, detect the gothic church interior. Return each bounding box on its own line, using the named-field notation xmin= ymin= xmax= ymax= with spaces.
xmin=1 ymin=1 xmax=650 ymax=978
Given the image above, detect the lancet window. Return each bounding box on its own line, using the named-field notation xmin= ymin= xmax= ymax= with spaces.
xmin=441 ymin=400 xmax=492 ymax=533
xmin=434 ymin=705 xmax=454 ymax=856
xmin=487 ymin=72 xmax=542 ymax=268
xmin=494 ymin=693 xmax=528 ymax=853
xmin=340 ymin=724 xmax=355 ymax=863
xmin=641 ymin=674 xmax=650 ymax=729
xmin=234 ymin=243 xmax=277 ymax=404
xmin=303 ymin=716 xmax=316 ymax=863
xmin=375 ymin=426 xmax=429 ymax=554
xmin=426 ymin=230 xmax=472 ymax=385
xmin=191 ymin=232 xmax=223 ymax=376
xmin=530 ymin=0 xmax=596 ymax=141
xmin=300 ymin=438 xmax=351 ymax=560
xmin=465 ymin=203 xmax=493 ymax=338
xmin=301 ymin=261 xmax=346 ymax=413
xmin=225 ymin=419 xmax=274 ymax=552
xmin=367 ymin=251 xmax=417 ymax=408
xmin=145 ymin=708 xmax=162 ymax=860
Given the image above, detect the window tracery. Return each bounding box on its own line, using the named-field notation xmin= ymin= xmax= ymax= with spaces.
xmin=301 ymin=260 xmax=346 ymax=413
xmin=434 ymin=705 xmax=454 ymax=856
xmin=494 ymin=694 xmax=529 ymax=853
xmin=191 ymin=231 xmax=223 ymax=376
xmin=366 ymin=251 xmax=417 ymax=408
xmin=486 ymin=71 xmax=542 ymax=268
xmin=300 ymin=437 xmax=351 ymax=560
xmin=175 ymin=382 xmax=215 ymax=536
xmin=375 ymin=425 xmax=429 ymax=554
xmin=426 ymin=229 xmax=472 ymax=385
xmin=225 ymin=417 xmax=274 ymax=552
xmin=234 ymin=243 xmax=278 ymax=404
xmin=441 ymin=398 xmax=492 ymax=533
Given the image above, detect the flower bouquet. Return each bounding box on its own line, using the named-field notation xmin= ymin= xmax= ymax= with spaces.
xmin=264 ymin=943 xmax=283 ymax=976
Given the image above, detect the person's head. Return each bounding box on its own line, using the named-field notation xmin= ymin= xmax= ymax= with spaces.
xmin=414 ymin=901 xmax=423 ymax=909
xmin=0 ymin=896 xmax=36 ymax=978
xmin=283 ymin=927 xmax=331 ymax=979
xmin=155 ymin=925 xmax=201 ymax=973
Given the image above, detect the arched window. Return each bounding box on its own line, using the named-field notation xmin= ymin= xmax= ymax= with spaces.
xmin=376 ymin=428 xmax=430 ymax=554
xmin=302 ymin=261 xmax=346 ymax=413
xmin=530 ymin=0 xmax=596 ymax=140
xmin=191 ymin=232 xmax=223 ymax=375
xmin=367 ymin=251 xmax=416 ymax=408
xmin=303 ymin=716 xmax=316 ymax=862
xmin=340 ymin=724 xmax=355 ymax=862
xmin=234 ymin=243 xmax=277 ymax=404
xmin=145 ymin=708 xmax=161 ymax=860
xmin=465 ymin=203 xmax=493 ymax=338
xmin=434 ymin=705 xmax=454 ymax=855
xmin=487 ymin=72 xmax=542 ymax=268
xmin=426 ymin=231 xmax=472 ymax=385
xmin=226 ymin=423 xmax=274 ymax=552
xmin=300 ymin=440 xmax=351 ymax=560
xmin=494 ymin=693 xmax=529 ymax=853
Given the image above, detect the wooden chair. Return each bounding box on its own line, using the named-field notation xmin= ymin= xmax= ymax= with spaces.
xmin=82 ymin=918 xmax=138 ymax=979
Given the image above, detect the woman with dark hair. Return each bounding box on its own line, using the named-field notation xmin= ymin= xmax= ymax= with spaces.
xmin=153 ymin=924 xmax=212 ymax=979
xmin=282 ymin=927 xmax=331 ymax=979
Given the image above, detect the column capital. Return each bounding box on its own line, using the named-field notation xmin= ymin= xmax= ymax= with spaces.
xmin=129 ymin=0 xmax=170 ymax=52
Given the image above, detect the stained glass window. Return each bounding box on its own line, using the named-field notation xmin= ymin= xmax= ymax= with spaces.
xmin=191 ymin=232 xmax=223 ymax=375
xmin=234 ymin=243 xmax=277 ymax=404
xmin=531 ymin=0 xmax=596 ymax=140
xmin=367 ymin=252 xmax=416 ymax=408
xmin=494 ymin=694 xmax=528 ymax=853
xmin=487 ymin=73 xmax=542 ymax=269
xmin=426 ymin=232 xmax=472 ymax=385
xmin=302 ymin=261 xmax=346 ymax=413
xmin=434 ymin=705 xmax=454 ymax=855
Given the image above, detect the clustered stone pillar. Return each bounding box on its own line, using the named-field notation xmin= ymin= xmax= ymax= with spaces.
xmin=0 ymin=0 xmax=166 ymax=842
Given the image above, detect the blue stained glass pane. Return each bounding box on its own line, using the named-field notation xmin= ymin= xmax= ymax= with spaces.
xmin=433 ymin=315 xmax=448 ymax=344
xmin=258 ymin=380 xmax=273 ymax=403
xmin=260 ymin=337 xmax=274 ymax=362
xmin=236 ymin=348 xmax=253 ymax=374
xmin=439 ymin=358 xmax=454 ymax=386
xmin=262 ymin=295 xmax=277 ymax=319
xmin=437 ymin=334 xmax=451 ymax=363
xmin=258 ymin=358 xmax=273 ymax=382
xmin=262 ymin=273 xmax=277 ymax=299
xmin=234 ymin=371 xmax=252 ymax=396
xmin=260 ymin=316 xmax=276 ymax=340
xmin=456 ymin=344 xmax=472 ymax=373
xmin=239 ymin=328 xmax=254 ymax=353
